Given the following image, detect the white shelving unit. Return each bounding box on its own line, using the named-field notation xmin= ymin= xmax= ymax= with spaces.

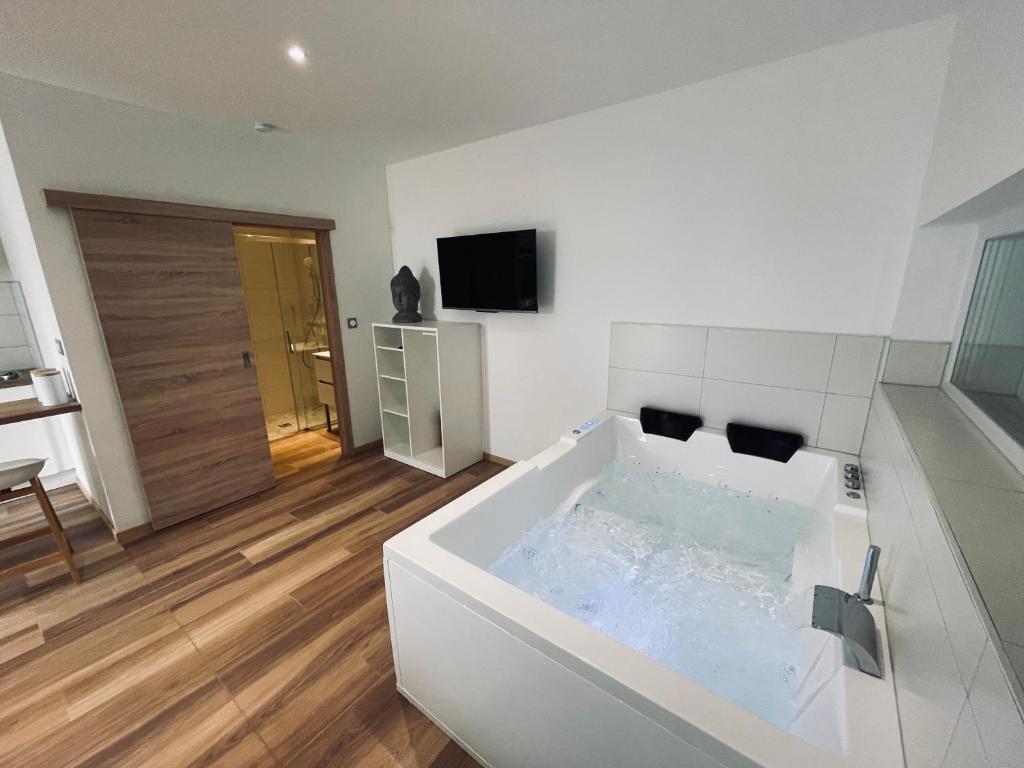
xmin=372 ymin=321 xmax=483 ymax=478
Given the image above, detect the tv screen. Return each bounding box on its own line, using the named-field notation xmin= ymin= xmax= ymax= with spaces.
xmin=437 ymin=229 xmax=538 ymax=312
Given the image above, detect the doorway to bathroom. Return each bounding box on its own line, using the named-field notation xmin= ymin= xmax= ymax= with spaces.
xmin=47 ymin=188 xmax=356 ymax=529
xmin=234 ymin=225 xmax=334 ymax=443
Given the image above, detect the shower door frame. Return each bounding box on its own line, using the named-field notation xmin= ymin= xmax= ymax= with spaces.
xmin=44 ymin=189 xmax=356 ymax=456
xmin=942 ymin=224 xmax=1024 ymax=478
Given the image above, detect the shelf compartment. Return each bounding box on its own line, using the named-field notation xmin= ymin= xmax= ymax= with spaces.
xmin=413 ymin=446 xmax=444 ymax=471
xmin=382 ymin=409 xmax=410 ymax=457
xmin=374 ymin=325 xmax=403 ymax=350
xmin=376 ymin=346 xmax=406 ymax=379
xmin=378 ymin=376 xmax=407 ymax=415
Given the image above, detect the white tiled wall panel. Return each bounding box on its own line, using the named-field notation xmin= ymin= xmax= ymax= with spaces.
xmin=941 ymin=701 xmax=989 ymax=768
xmin=607 ymin=323 xmax=882 ymax=453
xmin=817 ymin=394 xmax=871 ymax=454
xmin=930 ymin=478 xmax=1024 ymax=648
xmin=704 ymin=328 xmax=835 ymax=391
xmin=606 ymin=368 xmax=702 ymax=416
xmin=904 ymin=473 xmax=989 ymax=688
xmin=699 ymin=379 xmax=824 ymax=438
xmin=608 ymin=323 xmax=707 ymax=377
xmin=885 ymin=504 xmax=969 ymax=768
xmin=0 ymin=281 xmax=40 ymax=370
xmin=0 ymin=314 xmax=26 ymax=347
xmin=862 ymin=390 xmax=1024 ymax=768
xmin=883 ymin=340 xmax=951 ymax=386
xmin=828 ymin=336 xmax=885 ymax=397
xmin=969 ymin=641 xmax=1024 ymax=768
xmin=0 ymin=346 xmax=35 ymax=369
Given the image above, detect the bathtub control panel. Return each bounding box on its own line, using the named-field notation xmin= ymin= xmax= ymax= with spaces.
xmin=843 ymin=463 xmax=862 ymax=491
xmin=570 ymin=416 xmax=602 ymax=439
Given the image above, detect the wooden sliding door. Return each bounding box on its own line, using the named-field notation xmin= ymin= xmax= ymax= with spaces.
xmin=71 ymin=209 xmax=275 ymax=529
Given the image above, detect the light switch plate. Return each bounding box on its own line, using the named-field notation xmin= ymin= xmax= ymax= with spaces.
xmin=346 ymin=317 xmax=358 ymax=329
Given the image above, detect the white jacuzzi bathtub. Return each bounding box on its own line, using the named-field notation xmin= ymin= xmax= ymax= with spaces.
xmin=383 ymin=413 xmax=901 ymax=768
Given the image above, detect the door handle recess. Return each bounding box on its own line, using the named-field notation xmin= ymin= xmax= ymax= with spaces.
xmin=242 ymin=351 xmax=253 ymax=368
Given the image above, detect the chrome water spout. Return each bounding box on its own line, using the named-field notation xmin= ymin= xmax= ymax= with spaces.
xmin=855 ymin=544 xmax=880 ymax=604
xmin=811 ymin=546 xmax=883 ymax=678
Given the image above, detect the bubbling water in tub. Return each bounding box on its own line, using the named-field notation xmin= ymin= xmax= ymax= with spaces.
xmin=488 ymin=460 xmax=816 ymax=730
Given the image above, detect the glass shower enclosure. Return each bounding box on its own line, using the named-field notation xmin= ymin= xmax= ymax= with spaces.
xmin=235 ymin=227 xmax=329 ymax=441
xmin=951 ymin=231 xmax=1024 ymax=447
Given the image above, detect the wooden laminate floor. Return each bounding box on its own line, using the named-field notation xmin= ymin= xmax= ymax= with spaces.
xmin=0 ymin=431 xmax=502 ymax=767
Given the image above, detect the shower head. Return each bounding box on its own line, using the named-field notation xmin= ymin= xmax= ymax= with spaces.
xmin=303 ymin=256 xmax=314 ymax=272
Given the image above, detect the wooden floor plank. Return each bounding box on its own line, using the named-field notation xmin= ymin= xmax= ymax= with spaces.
xmin=0 ymin=430 xmax=500 ymax=767
xmin=283 ymin=672 xmax=451 ymax=768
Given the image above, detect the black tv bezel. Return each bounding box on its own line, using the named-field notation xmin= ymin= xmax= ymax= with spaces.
xmin=437 ymin=229 xmax=539 ymax=314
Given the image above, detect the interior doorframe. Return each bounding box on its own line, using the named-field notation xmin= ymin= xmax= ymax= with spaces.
xmin=44 ymin=189 xmax=355 ymax=456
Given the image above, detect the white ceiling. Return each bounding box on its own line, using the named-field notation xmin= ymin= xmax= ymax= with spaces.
xmin=0 ymin=0 xmax=959 ymax=162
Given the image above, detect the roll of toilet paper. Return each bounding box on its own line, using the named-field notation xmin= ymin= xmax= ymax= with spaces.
xmin=31 ymin=368 xmax=71 ymax=406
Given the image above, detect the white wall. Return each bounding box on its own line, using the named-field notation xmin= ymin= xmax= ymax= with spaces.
xmin=0 ymin=72 xmax=395 ymax=530
xmin=888 ymin=1 xmax=1024 ymax=344
xmin=386 ymin=19 xmax=955 ymax=461
xmin=919 ymin=0 xmax=1024 ymax=224
xmin=890 ymin=223 xmax=979 ymax=342
xmin=0 ymin=239 xmax=9 ymax=280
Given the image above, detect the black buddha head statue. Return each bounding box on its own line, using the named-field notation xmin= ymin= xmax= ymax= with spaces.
xmin=390 ymin=265 xmax=423 ymax=323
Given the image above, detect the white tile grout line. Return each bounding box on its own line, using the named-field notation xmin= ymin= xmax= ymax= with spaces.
xmin=816 ymin=337 xmax=839 ymax=446
xmin=607 ymin=365 xmax=870 ymax=398
xmin=938 ymin=695 xmax=973 ymax=767
xmin=966 ymin=639 xmax=989 ymax=692
xmin=697 ymin=327 xmax=709 ymax=415
xmin=610 ymin=319 xmax=884 ymax=340
xmin=964 ymin=694 xmax=1000 ymax=766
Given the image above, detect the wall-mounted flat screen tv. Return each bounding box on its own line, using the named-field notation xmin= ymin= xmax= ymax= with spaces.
xmin=437 ymin=229 xmax=538 ymax=313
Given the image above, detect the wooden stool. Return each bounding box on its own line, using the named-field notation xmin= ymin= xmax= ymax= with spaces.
xmin=0 ymin=459 xmax=81 ymax=584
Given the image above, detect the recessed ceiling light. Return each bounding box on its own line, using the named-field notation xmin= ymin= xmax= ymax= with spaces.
xmin=287 ymin=45 xmax=307 ymax=64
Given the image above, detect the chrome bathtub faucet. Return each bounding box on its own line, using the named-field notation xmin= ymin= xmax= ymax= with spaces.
xmin=811 ymin=545 xmax=883 ymax=678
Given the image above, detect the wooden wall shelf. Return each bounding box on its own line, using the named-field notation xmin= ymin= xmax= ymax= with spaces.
xmin=0 ymin=399 xmax=82 ymax=426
